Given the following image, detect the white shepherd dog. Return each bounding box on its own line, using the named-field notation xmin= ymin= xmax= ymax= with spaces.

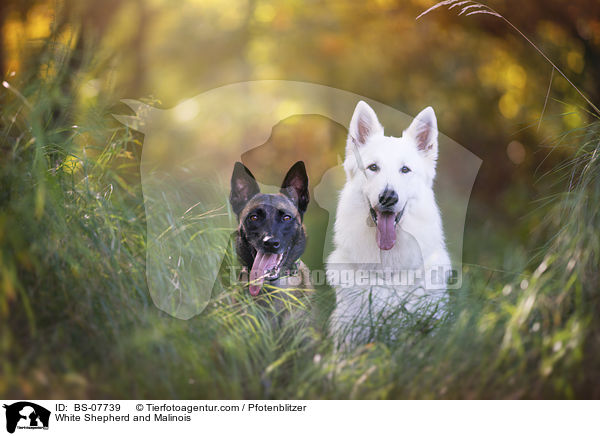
xmin=327 ymin=101 xmax=452 ymax=343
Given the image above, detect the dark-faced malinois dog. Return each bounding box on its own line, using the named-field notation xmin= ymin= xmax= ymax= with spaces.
xmin=229 ymin=161 xmax=312 ymax=316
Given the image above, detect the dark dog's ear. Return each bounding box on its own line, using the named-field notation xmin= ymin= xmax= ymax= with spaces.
xmin=281 ymin=161 xmax=309 ymax=217
xmin=230 ymin=162 xmax=260 ymax=216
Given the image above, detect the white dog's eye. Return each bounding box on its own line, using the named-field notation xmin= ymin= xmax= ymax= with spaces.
xmin=367 ymin=163 xmax=379 ymax=172
xmin=401 ymin=165 xmax=411 ymax=174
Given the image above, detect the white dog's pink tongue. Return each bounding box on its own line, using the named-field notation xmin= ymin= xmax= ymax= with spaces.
xmin=376 ymin=211 xmax=396 ymax=250
xmin=249 ymin=251 xmax=279 ymax=296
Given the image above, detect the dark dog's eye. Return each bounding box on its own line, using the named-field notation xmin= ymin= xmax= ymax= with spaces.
xmin=282 ymin=215 xmax=292 ymax=221
xmin=367 ymin=164 xmax=379 ymax=172
xmin=401 ymin=165 xmax=411 ymax=174
xmin=249 ymin=214 xmax=259 ymax=221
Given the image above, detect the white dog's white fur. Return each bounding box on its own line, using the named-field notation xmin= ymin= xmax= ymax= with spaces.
xmin=327 ymin=101 xmax=452 ymax=342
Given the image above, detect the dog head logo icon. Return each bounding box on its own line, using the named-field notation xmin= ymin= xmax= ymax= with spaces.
xmin=115 ymin=81 xmax=481 ymax=319
xmin=3 ymin=402 xmax=50 ymax=434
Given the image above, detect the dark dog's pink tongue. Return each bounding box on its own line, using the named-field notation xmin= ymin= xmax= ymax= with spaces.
xmin=249 ymin=250 xmax=280 ymax=296
xmin=376 ymin=211 xmax=396 ymax=250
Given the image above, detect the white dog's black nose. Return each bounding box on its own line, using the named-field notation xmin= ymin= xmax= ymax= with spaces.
xmin=378 ymin=187 xmax=398 ymax=208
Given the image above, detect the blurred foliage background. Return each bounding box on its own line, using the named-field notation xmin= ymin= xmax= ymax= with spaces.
xmin=1 ymin=0 xmax=599 ymax=398
xmin=4 ymin=0 xmax=600 ymax=259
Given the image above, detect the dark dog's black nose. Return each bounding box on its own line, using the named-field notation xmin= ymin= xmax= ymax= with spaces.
xmin=378 ymin=188 xmax=398 ymax=209
xmin=263 ymin=238 xmax=280 ymax=250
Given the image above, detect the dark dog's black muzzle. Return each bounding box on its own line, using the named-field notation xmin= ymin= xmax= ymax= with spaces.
xmin=263 ymin=238 xmax=280 ymax=251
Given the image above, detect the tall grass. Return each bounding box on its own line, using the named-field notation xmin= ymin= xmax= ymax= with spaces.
xmin=1 ymin=8 xmax=599 ymax=399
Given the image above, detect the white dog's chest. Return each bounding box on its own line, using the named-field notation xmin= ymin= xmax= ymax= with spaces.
xmin=331 ymin=223 xmax=425 ymax=266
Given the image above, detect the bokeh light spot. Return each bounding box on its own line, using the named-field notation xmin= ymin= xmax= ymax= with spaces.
xmin=507 ymin=141 xmax=526 ymax=165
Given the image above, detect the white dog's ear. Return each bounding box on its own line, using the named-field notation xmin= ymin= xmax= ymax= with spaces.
xmin=405 ymin=106 xmax=438 ymax=162
xmin=349 ymin=101 xmax=383 ymax=146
